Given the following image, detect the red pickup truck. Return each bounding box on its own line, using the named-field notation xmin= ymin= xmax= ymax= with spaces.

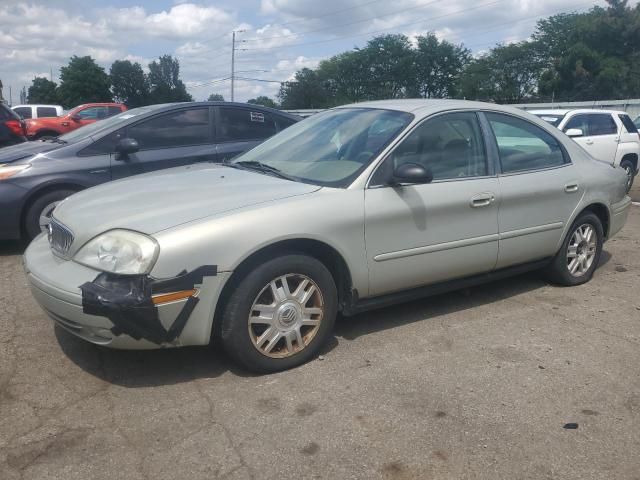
xmin=25 ymin=103 xmax=127 ymax=139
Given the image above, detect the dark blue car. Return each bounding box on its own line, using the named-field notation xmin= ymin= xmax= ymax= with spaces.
xmin=0 ymin=102 xmax=299 ymax=240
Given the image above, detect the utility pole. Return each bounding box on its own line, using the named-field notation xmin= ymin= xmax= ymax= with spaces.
xmin=231 ymin=31 xmax=235 ymax=102
xmin=230 ymin=30 xmax=246 ymax=102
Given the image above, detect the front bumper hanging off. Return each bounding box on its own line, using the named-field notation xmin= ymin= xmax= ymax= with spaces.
xmin=80 ymin=265 xmax=217 ymax=345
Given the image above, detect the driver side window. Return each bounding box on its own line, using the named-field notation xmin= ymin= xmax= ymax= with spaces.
xmin=385 ymin=112 xmax=488 ymax=182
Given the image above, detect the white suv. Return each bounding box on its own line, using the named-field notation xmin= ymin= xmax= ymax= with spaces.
xmin=12 ymin=104 xmax=63 ymax=120
xmin=531 ymin=109 xmax=639 ymax=191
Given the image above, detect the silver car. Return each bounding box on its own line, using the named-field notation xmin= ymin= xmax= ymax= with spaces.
xmin=24 ymin=100 xmax=632 ymax=372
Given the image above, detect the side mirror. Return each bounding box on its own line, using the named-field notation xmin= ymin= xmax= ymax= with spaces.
xmin=565 ymin=128 xmax=584 ymax=138
xmin=391 ymin=163 xmax=433 ymax=185
xmin=114 ymin=138 xmax=139 ymax=159
xmin=71 ymin=114 xmax=82 ymax=122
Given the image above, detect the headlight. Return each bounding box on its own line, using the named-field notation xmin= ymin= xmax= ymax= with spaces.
xmin=0 ymin=164 xmax=30 ymax=180
xmin=74 ymin=230 xmax=159 ymax=275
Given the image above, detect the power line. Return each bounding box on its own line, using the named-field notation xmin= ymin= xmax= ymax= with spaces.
xmin=241 ymin=0 xmax=507 ymax=52
xmin=241 ymin=0 xmax=446 ymax=43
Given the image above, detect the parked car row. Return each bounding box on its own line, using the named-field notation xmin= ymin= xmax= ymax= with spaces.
xmin=531 ymin=109 xmax=639 ymax=191
xmin=17 ymin=100 xmax=631 ymax=373
xmin=0 ymin=102 xmax=299 ymax=239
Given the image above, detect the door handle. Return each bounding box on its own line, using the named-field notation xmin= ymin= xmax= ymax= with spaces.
xmin=585 ymin=139 xmax=594 ymax=145
xmin=470 ymin=192 xmax=495 ymax=208
xmin=564 ymin=182 xmax=579 ymax=193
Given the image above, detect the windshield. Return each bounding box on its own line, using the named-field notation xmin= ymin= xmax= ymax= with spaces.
xmin=59 ymin=104 xmax=167 ymax=143
xmin=533 ymin=113 xmax=565 ymax=127
xmin=230 ymin=108 xmax=413 ymax=187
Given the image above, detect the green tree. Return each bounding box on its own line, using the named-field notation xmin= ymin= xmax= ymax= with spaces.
xmin=459 ymin=42 xmax=545 ymax=103
xmin=28 ymin=77 xmax=58 ymax=104
xmin=110 ymin=60 xmax=149 ymax=108
xmin=207 ymin=93 xmax=225 ymax=101
xmin=247 ymin=96 xmax=278 ymax=108
xmin=148 ymin=55 xmax=192 ymax=103
xmin=57 ymin=55 xmax=112 ymax=108
xmin=414 ymin=33 xmax=470 ymax=98
xmin=278 ymin=68 xmax=331 ymax=109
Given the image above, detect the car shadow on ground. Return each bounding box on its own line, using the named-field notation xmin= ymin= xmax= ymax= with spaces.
xmin=0 ymin=240 xmax=27 ymax=256
xmin=53 ymin=250 xmax=610 ymax=387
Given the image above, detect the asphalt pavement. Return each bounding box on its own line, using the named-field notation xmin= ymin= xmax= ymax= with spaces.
xmin=1 ymin=208 xmax=639 ymax=480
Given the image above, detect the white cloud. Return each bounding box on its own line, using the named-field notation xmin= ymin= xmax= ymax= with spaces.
xmin=0 ymin=0 xmax=606 ymax=104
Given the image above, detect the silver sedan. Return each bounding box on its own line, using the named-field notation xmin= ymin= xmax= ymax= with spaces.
xmin=24 ymin=100 xmax=632 ymax=372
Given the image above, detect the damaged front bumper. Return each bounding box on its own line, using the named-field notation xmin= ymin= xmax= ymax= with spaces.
xmin=24 ymin=234 xmax=225 ymax=349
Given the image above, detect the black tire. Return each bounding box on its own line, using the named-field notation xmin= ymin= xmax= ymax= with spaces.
xmin=24 ymin=189 xmax=77 ymax=240
xmin=620 ymin=159 xmax=636 ymax=193
xmin=220 ymin=254 xmax=337 ymax=373
xmin=546 ymin=211 xmax=603 ymax=286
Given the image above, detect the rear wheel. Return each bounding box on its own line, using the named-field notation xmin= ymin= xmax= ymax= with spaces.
xmin=621 ymin=159 xmax=636 ymax=193
xmin=24 ymin=189 xmax=77 ymax=240
xmin=546 ymin=212 xmax=603 ymax=286
xmin=220 ymin=254 xmax=337 ymax=373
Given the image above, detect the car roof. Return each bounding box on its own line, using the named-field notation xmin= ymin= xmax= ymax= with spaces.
xmin=12 ymin=104 xmax=63 ymax=109
xmin=333 ymin=99 xmax=527 ymax=118
xmin=529 ymin=108 xmax=629 ymax=116
xmin=140 ymin=101 xmax=301 ymax=120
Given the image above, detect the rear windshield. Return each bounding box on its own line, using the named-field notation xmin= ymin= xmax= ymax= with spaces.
xmin=618 ymin=114 xmax=639 ymax=134
xmin=532 ymin=113 xmax=565 ymax=127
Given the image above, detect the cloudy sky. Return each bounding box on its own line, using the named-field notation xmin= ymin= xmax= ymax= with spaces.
xmin=0 ymin=0 xmax=605 ymax=103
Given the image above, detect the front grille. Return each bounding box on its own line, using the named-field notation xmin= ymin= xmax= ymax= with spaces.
xmin=48 ymin=219 xmax=74 ymax=256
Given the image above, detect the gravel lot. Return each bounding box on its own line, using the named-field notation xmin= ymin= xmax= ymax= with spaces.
xmin=1 ymin=207 xmax=639 ymax=480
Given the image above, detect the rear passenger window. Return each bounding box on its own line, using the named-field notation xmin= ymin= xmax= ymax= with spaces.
xmin=36 ymin=107 xmax=57 ymax=118
xmin=486 ymin=113 xmax=566 ymax=174
xmin=127 ymin=108 xmax=210 ymax=149
xmin=108 ymin=106 xmax=122 ymax=117
xmin=218 ymin=108 xmax=277 ymax=142
xmin=389 ymin=112 xmax=487 ymax=181
xmin=618 ymin=114 xmax=639 ymax=134
xmin=276 ymin=116 xmax=297 ymax=131
xmin=14 ymin=107 xmax=32 ymax=119
xmin=588 ymin=114 xmax=617 ymax=136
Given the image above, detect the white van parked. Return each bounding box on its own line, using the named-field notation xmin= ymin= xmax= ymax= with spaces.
xmin=12 ymin=104 xmax=64 ymax=120
xmin=531 ymin=109 xmax=639 ymax=191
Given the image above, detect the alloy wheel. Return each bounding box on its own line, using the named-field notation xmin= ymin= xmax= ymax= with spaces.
xmin=566 ymin=223 xmax=597 ymax=277
xmin=248 ymin=273 xmax=324 ymax=358
xmin=624 ymin=164 xmax=633 ymax=192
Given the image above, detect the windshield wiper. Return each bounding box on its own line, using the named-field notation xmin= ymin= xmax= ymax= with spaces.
xmin=228 ymin=160 xmax=295 ymax=181
xmin=42 ymin=137 xmax=67 ymax=144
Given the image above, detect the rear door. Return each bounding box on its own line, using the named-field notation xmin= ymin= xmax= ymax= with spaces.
xmin=110 ymin=106 xmax=216 ymax=180
xmin=215 ymin=106 xmax=278 ymax=162
xmin=485 ymin=112 xmax=582 ymax=269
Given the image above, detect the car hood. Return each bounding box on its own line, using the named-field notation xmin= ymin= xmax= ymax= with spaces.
xmin=54 ymin=163 xmax=321 ymax=247
xmin=0 ymin=140 xmax=61 ymax=163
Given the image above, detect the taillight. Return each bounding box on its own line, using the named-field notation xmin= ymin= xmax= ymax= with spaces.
xmin=4 ymin=119 xmax=26 ymax=137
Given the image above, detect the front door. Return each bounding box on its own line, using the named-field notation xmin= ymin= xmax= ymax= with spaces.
xmin=110 ymin=106 xmax=216 ymax=180
xmin=564 ymin=113 xmax=619 ymax=162
xmin=484 ymin=112 xmax=583 ymax=269
xmin=364 ymin=112 xmax=499 ymax=296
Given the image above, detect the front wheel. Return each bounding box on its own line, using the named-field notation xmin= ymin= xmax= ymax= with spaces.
xmin=546 ymin=212 xmax=603 ymax=286
xmin=24 ymin=189 xmax=77 ymax=240
xmin=621 ymin=159 xmax=636 ymax=193
xmin=220 ymin=254 xmax=337 ymax=373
